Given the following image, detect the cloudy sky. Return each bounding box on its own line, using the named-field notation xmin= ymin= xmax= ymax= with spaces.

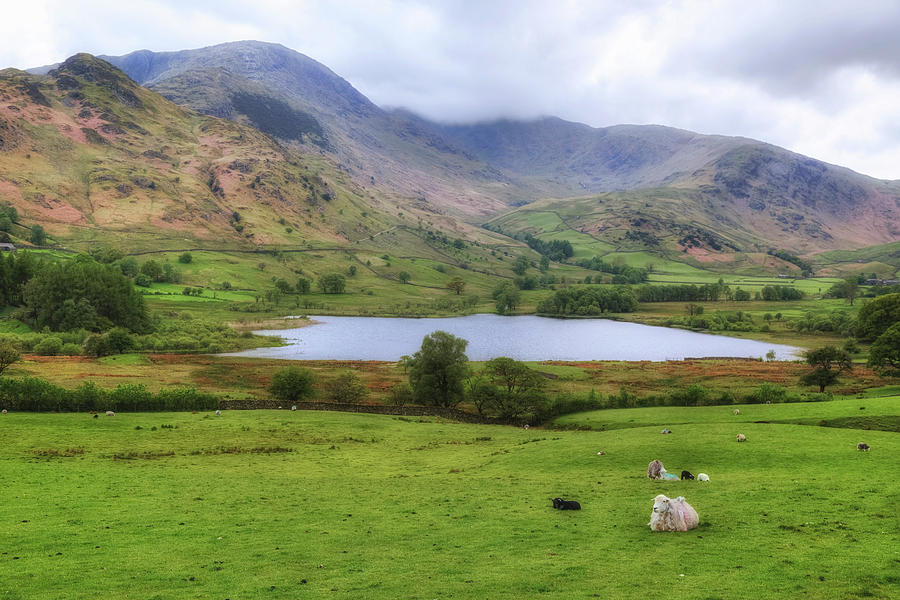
xmin=3 ymin=0 xmax=900 ymax=179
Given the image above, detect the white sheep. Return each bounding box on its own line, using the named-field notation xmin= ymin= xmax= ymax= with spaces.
xmin=736 ymin=433 xmax=747 ymax=442
xmin=1 ymin=409 xmax=6 ymax=415
xmin=105 ymin=411 xmax=115 ymax=416
xmin=291 ymin=405 xmax=297 ymax=411
xmin=733 ymin=409 xmax=740 ymax=415
xmin=649 ymin=494 xmax=699 ymax=532
xmin=215 ymin=410 xmax=222 ymax=416
xmin=697 ymin=473 xmax=710 ymax=482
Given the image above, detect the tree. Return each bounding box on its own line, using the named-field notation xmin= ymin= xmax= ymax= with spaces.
xmin=397 ymin=271 xmax=411 ymax=284
xmin=326 ymin=371 xmax=369 ymax=404
xmin=446 ymin=276 xmax=466 ymax=295
xmin=274 ymin=278 xmax=293 ymax=294
xmin=828 ymin=278 xmax=859 ymax=305
xmin=0 ymin=341 xmax=20 ymax=376
xmin=512 ymin=255 xmax=529 ymax=276
xmin=140 ymin=259 xmax=163 ymax=282
xmin=29 ymin=225 xmax=47 ymax=245
xmin=408 ymin=331 xmax=469 ymax=408
xmin=856 ymin=293 xmax=900 ymax=341
xmin=296 ymin=277 xmax=311 ymax=294
xmin=868 ymin=322 xmax=900 ymax=376
xmin=477 ymin=357 xmax=547 ymax=419
xmin=800 ymin=346 xmax=852 ymax=393
xmin=178 ymin=252 xmax=193 ymax=264
xmin=493 ymin=283 xmax=521 ymax=315
xmin=268 ymin=367 xmax=316 ymax=403
xmin=539 ymin=255 xmax=550 ymax=272
xmin=317 ymin=273 xmax=346 ymax=294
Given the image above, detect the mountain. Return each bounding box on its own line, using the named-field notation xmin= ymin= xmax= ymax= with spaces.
xmin=17 ymin=42 xmax=900 ymax=268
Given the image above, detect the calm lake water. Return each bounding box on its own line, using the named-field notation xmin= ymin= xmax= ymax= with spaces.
xmin=226 ymin=314 xmax=800 ymax=361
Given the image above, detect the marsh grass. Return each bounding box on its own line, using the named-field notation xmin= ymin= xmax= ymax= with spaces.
xmin=1 ymin=397 xmax=898 ymax=599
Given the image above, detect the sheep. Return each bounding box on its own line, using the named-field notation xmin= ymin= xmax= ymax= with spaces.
xmin=291 ymin=405 xmax=297 ymax=411
xmin=649 ymin=494 xmax=699 ymax=532
xmin=1 ymin=409 xmax=6 ymax=415
xmin=551 ymin=497 xmax=581 ymax=510
xmin=736 ymin=433 xmax=747 ymax=442
xmin=660 ymin=428 xmax=672 ymax=434
xmin=105 ymin=411 xmax=115 ymax=417
xmin=733 ymin=409 xmax=740 ymax=415
xmin=648 ymin=459 xmax=665 ymax=480
xmin=857 ymin=442 xmax=870 ymax=451
xmin=680 ymin=470 xmax=695 ymax=480
xmin=215 ymin=410 xmax=222 ymax=417
xmin=697 ymin=473 xmax=710 ymax=482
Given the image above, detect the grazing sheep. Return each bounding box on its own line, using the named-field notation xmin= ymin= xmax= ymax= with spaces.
xmin=105 ymin=411 xmax=115 ymax=417
xmin=215 ymin=410 xmax=222 ymax=416
xmin=597 ymin=451 xmax=606 ymax=455
xmin=857 ymin=442 xmax=870 ymax=451
xmin=551 ymin=497 xmax=581 ymax=510
xmin=660 ymin=428 xmax=672 ymax=434
xmin=291 ymin=405 xmax=297 ymax=411
xmin=648 ymin=459 xmax=665 ymax=480
xmin=649 ymin=494 xmax=699 ymax=532
xmin=697 ymin=473 xmax=710 ymax=482
xmin=733 ymin=409 xmax=740 ymax=415
xmin=736 ymin=433 xmax=747 ymax=442
xmin=681 ymin=470 xmax=695 ymax=480
xmin=1 ymin=409 xmax=6 ymax=415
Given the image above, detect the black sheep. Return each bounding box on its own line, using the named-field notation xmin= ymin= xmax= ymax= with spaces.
xmin=681 ymin=470 xmax=695 ymax=480
xmin=552 ymin=497 xmax=581 ymax=510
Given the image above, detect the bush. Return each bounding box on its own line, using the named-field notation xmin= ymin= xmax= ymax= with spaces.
xmin=33 ymin=336 xmax=63 ymax=356
xmin=268 ymin=367 xmax=316 ymax=403
xmin=326 ymin=371 xmax=368 ymax=404
xmin=178 ymin=252 xmax=193 ymax=264
xmin=387 ymin=383 xmax=414 ymax=406
xmin=60 ymin=343 xmax=82 ymax=356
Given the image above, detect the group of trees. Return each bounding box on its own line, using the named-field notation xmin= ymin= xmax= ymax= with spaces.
xmin=575 ymin=256 xmax=649 ymax=283
xmin=536 ymin=286 xmax=638 ymax=316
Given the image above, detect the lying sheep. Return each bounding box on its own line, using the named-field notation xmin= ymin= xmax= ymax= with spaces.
xmin=681 ymin=470 xmax=695 ymax=480
xmin=736 ymin=433 xmax=747 ymax=442
xmin=660 ymin=428 xmax=672 ymax=434
xmin=551 ymin=497 xmax=581 ymax=510
xmin=215 ymin=410 xmax=222 ymax=416
xmin=697 ymin=473 xmax=710 ymax=482
xmin=649 ymin=494 xmax=699 ymax=532
xmin=105 ymin=411 xmax=115 ymax=417
xmin=857 ymin=442 xmax=870 ymax=451
xmin=648 ymin=459 xmax=665 ymax=480
xmin=733 ymin=409 xmax=740 ymax=415
xmin=1 ymin=409 xmax=6 ymax=415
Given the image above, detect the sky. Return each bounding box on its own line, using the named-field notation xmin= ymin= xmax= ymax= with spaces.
xmin=3 ymin=0 xmax=900 ymax=180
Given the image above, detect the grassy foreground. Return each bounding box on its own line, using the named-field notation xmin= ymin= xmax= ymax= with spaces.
xmin=1 ymin=398 xmax=898 ymax=599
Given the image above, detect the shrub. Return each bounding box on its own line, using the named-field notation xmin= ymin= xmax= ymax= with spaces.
xmin=326 ymin=371 xmax=368 ymax=404
xmin=60 ymin=343 xmax=82 ymax=356
xmin=268 ymin=367 xmax=317 ymax=403
xmin=33 ymin=336 xmax=63 ymax=356
xmin=387 ymin=383 xmax=414 ymax=406
xmin=178 ymin=252 xmax=193 ymax=264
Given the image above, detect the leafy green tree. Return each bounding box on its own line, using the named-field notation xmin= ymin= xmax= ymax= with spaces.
xmin=275 ymin=278 xmax=293 ymax=294
xmin=408 ymin=331 xmax=469 ymax=408
xmin=0 ymin=213 xmax=12 ymax=233
xmin=296 ymin=277 xmax=311 ymax=294
xmin=140 ymin=259 xmax=163 ymax=281
xmin=326 ymin=371 xmax=369 ymax=404
xmin=29 ymin=225 xmax=46 ymax=245
xmin=268 ymin=367 xmax=316 ymax=403
xmin=493 ymin=283 xmax=521 ymax=315
xmin=446 ymin=276 xmax=466 ymax=295
xmin=477 ymin=357 xmax=547 ymax=419
xmin=867 ymin=322 xmax=900 ymax=376
xmin=856 ymin=293 xmax=900 ymax=341
xmin=347 ymin=265 xmax=357 ymax=277
xmin=318 ymin=273 xmax=346 ymax=294
xmin=512 ymin=255 xmax=529 ymax=276
xmin=178 ymin=252 xmax=193 ymax=264
xmin=828 ymin=278 xmax=859 ymax=305
xmin=800 ymin=346 xmax=852 ymax=393
xmin=0 ymin=341 xmax=21 ymax=376
xmin=397 ymin=271 xmax=411 ymax=284
xmin=118 ymin=256 xmax=139 ymax=277
xmin=539 ymin=255 xmax=550 ymax=272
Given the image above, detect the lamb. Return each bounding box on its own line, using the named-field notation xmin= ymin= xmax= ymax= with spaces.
xmin=551 ymin=497 xmax=581 ymax=510
xmin=680 ymin=470 xmax=695 ymax=480
xmin=697 ymin=473 xmax=710 ymax=482
xmin=857 ymin=442 xmax=870 ymax=451
xmin=733 ymin=409 xmax=740 ymax=415
xmin=648 ymin=494 xmax=699 ymax=532
xmin=736 ymin=433 xmax=747 ymax=442
xmin=105 ymin=411 xmax=115 ymax=417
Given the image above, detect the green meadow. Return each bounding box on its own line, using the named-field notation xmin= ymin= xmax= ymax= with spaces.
xmin=1 ymin=396 xmax=898 ymax=599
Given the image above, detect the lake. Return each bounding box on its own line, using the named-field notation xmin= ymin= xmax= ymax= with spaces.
xmin=225 ymin=314 xmax=801 ymax=361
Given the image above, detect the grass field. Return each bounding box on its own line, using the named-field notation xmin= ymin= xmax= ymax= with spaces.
xmin=1 ymin=397 xmax=898 ymax=599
